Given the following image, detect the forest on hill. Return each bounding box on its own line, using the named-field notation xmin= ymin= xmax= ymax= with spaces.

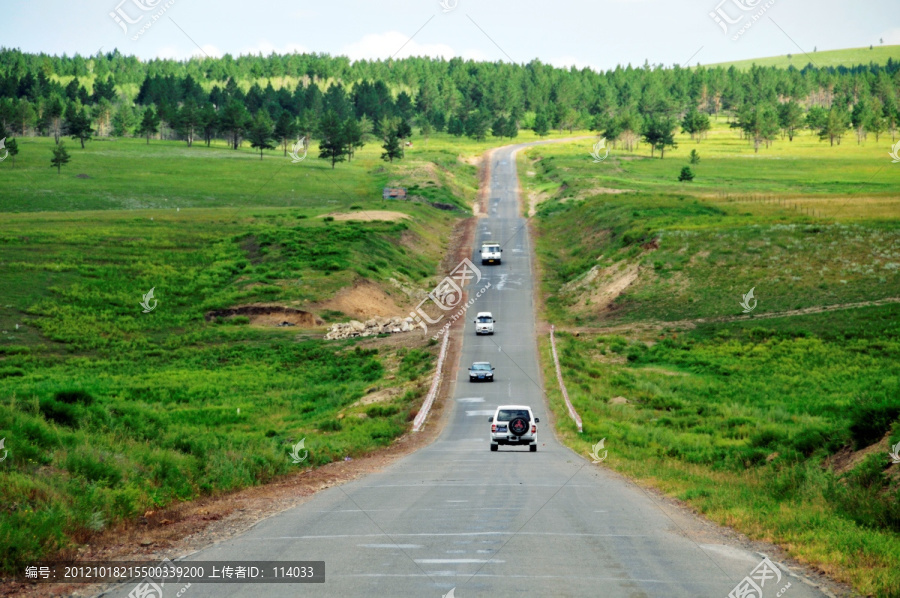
xmin=1 ymin=48 xmax=899 ymax=160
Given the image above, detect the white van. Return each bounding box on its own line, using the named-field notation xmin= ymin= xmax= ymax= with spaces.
xmin=480 ymin=243 xmax=502 ymax=265
xmin=474 ymin=312 xmax=495 ymax=335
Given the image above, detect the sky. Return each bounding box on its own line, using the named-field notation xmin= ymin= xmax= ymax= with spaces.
xmin=2 ymin=0 xmax=899 ymax=70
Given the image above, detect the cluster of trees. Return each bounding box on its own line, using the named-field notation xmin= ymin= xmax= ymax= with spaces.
xmin=0 ymin=48 xmax=899 ymax=162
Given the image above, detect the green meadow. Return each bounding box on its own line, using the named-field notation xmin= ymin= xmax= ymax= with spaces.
xmin=524 ymin=123 xmax=900 ymax=596
xmin=701 ymin=44 xmax=900 ymax=70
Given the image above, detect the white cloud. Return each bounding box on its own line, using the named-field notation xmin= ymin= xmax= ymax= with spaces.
xmin=340 ymin=31 xmax=457 ymax=61
xmin=238 ymin=40 xmax=309 ymax=56
xmin=879 ymin=28 xmax=900 ymax=45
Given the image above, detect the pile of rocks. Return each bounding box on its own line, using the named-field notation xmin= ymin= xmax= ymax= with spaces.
xmin=324 ymin=316 xmax=425 ymax=340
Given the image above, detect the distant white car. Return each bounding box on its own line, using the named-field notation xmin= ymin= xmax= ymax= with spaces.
xmin=474 ymin=312 xmax=495 ymax=335
xmin=480 ymin=243 xmax=502 ymax=265
xmin=489 ymin=405 xmax=539 ymax=452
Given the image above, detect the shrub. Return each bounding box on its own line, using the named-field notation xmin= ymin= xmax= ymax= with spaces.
xmin=849 ymin=396 xmax=900 ymax=447
xmin=318 ymin=419 xmax=342 ymax=432
xmin=678 ymin=166 xmax=695 ymax=182
xmin=55 ymin=390 xmax=94 ymax=406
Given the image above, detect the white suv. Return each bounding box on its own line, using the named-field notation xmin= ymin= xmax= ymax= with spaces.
xmin=480 ymin=243 xmax=502 ymax=265
xmin=489 ymin=405 xmax=539 ymax=452
xmin=474 ymin=312 xmax=495 ymax=335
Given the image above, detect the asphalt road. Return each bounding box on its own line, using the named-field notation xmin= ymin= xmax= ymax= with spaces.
xmin=101 ymin=142 xmax=827 ymax=598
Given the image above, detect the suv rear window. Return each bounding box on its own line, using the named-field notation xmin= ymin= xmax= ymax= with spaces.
xmin=497 ymin=409 xmax=530 ymax=421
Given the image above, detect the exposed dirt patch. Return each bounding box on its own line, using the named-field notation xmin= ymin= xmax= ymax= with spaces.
xmin=315 ymin=279 xmax=406 ymax=320
xmin=323 ymin=210 xmax=410 ymax=222
xmin=204 ymin=304 xmax=323 ymax=327
xmin=350 ymin=386 xmax=403 ymax=408
xmin=585 ymin=186 xmax=633 ymax=196
xmin=565 ymin=261 xmax=641 ymax=313
xmin=826 ymin=431 xmax=894 ymax=476
xmin=608 ymin=396 xmax=629 ymax=405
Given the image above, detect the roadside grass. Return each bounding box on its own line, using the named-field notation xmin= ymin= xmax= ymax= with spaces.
xmin=528 ymin=125 xmax=900 ymax=596
xmin=0 ymin=132 xmax=501 ymax=573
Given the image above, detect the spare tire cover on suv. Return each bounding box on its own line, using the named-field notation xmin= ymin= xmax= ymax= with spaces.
xmin=508 ymin=417 xmax=529 ymax=436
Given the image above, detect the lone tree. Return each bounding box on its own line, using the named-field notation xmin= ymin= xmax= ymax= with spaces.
xmin=678 ymin=166 xmax=695 ymax=182
xmin=318 ymin=110 xmax=347 ymax=168
xmin=642 ymin=116 xmax=677 ymax=158
xmin=380 ymin=122 xmax=403 ymax=163
xmin=137 ymin=107 xmax=160 ymax=144
xmin=248 ymin=111 xmax=275 ymax=159
xmin=50 ymin=142 xmax=71 ymax=174
xmin=689 ymin=149 xmax=700 ymax=164
xmin=66 ymin=105 xmax=94 ymax=149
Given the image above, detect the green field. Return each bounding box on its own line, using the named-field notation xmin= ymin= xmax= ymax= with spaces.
xmin=524 ymin=124 xmax=900 ymax=596
xmin=700 ymin=44 xmax=900 ymax=70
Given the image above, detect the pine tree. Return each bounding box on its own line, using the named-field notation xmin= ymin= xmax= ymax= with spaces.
xmin=318 ymin=110 xmax=346 ymax=168
xmin=137 ymin=107 xmax=160 ymax=144
xmin=50 ymin=142 xmax=70 ymax=174
xmin=248 ymin=111 xmax=275 ymax=159
xmin=66 ymin=105 xmax=94 ymax=149
xmin=4 ymin=137 xmax=18 ymax=166
xmin=343 ymin=117 xmax=364 ymax=161
xmin=380 ymin=121 xmax=403 ymax=163
xmin=678 ymin=166 xmax=695 ymax=182
xmin=274 ymin=111 xmax=298 ymax=156
xmin=533 ymin=111 xmax=550 ymax=137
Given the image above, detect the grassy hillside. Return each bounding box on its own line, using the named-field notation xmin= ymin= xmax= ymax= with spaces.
xmin=700 ymin=44 xmax=900 ymax=70
xmin=0 ymin=131 xmax=526 ymax=573
xmin=524 ymin=124 xmax=900 ymax=596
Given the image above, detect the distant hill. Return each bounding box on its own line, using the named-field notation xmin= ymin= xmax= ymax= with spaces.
xmin=699 ymin=45 xmax=900 ymax=70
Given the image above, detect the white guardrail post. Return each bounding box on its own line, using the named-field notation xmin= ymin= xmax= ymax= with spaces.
xmin=550 ymin=325 xmax=583 ymax=433
xmin=412 ymin=330 xmax=451 ymax=432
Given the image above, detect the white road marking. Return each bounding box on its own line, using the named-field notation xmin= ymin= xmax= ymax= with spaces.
xmin=415 ymin=559 xmax=504 ymax=564
xmin=357 ymin=544 xmax=424 ymax=550
xmin=255 ymin=532 xmax=649 ymax=540
xmin=466 ymin=410 xmax=495 ymax=416
xmin=457 ymin=397 xmax=485 ymax=403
